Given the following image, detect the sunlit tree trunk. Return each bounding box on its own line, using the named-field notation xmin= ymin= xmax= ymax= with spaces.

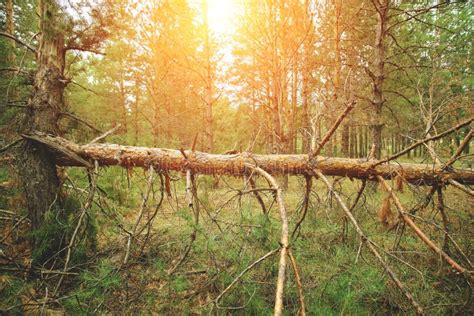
xmin=370 ymin=0 xmax=389 ymax=159
xmin=152 ymin=102 xmax=159 ymax=145
xmin=35 ymin=133 xmax=474 ymax=186
xmin=202 ymin=0 xmax=214 ymax=152
xmin=301 ymin=53 xmax=311 ymax=153
xmin=133 ymin=79 xmax=140 ymax=145
xmin=119 ymin=76 xmax=128 ymax=133
xmin=327 ymin=0 xmax=343 ymax=156
xmin=301 ymin=0 xmax=313 ymax=154
xmin=288 ymin=54 xmax=297 ymax=153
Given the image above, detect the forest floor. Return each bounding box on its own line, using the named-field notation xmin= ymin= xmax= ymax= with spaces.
xmin=0 ymin=163 xmax=473 ymax=315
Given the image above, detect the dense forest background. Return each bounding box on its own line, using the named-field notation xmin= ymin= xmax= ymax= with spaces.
xmin=1 ymin=0 xmax=471 ymax=157
xmin=0 ymin=0 xmax=473 ymax=314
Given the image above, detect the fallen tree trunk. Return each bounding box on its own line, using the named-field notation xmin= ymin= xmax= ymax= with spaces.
xmin=23 ymin=133 xmax=474 ymax=185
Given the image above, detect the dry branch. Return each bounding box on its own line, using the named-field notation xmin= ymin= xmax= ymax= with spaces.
xmin=168 ymin=168 xmax=199 ymax=275
xmin=314 ymin=170 xmax=425 ymax=315
xmin=436 ymin=186 xmax=449 ymax=251
xmin=0 ymin=31 xmax=36 ymax=53
xmin=59 ymin=112 xmax=103 ymax=134
xmin=213 ymin=248 xmax=279 ymax=306
xmin=23 ymin=132 xmax=474 ymax=185
xmin=377 ymin=176 xmax=473 ymax=282
xmin=442 ymin=129 xmax=473 ymax=170
xmin=87 ymin=124 xmax=121 ymax=145
xmin=292 ymin=175 xmax=312 ymax=238
xmin=245 ymin=163 xmax=289 ymax=316
xmin=288 ymin=249 xmax=306 ymax=316
xmin=54 ymin=161 xmax=98 ymax=295
xmin=447 ymin=179 xmax=474 ymax=197
xmin=247 ymin=176 xmax=267 ymax=214
xmin=374 ymin=117 xmax=473 ymax=166
xmin=311 ymin=101 xmax=355 ymax=158
xmin=123 ymin=165 xmax=155 ymax=265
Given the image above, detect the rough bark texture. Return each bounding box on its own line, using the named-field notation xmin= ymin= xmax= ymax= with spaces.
xmin=24 ymin=133 xmax=474 ymax=185
xmin=17 ymin=0 xmax=64 ymax=235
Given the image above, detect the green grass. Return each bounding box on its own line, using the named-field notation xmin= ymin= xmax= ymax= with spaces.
xmin=1 ymin=164 xmax=472 ymax=315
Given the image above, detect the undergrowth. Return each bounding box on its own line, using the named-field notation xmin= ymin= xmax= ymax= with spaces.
xmin=1 ymin=166 xmax=473 ymax=315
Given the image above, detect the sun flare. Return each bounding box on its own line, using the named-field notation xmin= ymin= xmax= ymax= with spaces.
xmin=206 ymin=0 xmax=240 ymax=35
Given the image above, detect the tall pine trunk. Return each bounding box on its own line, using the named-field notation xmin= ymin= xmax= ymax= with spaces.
xmin=202 ymin=0 xmax=214 ymax=152
xmin=18 ymin=0 xmax=65 ymax=258
xmin=370 ymin=0 xmax=389 ymax=159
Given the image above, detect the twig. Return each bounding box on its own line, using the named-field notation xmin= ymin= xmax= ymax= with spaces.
xmin=213 ymin=248 xmax=279 ymax=305
xmin=0 ymin=138 xmax=22 ymax=154
xmin=54 ymin=161 xmax=98 ymax=296
xmin=0 ymin=215 xmax=28 ymax=244
xmin=342 ymin=180 xmax=367 ymax=241
xmin=137 ymin=173 xmax=165 ymax=254
xmin=167 ymin=170 xmax=199 ymax=275
xmin=248 ymin=176 xmax=267 ymax=214
xmin=123 ymin=165 xmax=155 ymax=265
xmin=288 ymin=249 xmax=306 ymax=316
xmin=87 ymin=124 xmax=121 ymax=145
xmin=314 ymin=169 xmax=425 ymax=315
xmin=292 ymin=175 xmax=312 ymax=239
xmin=60 ymin=112 xmax=103 ymax=134
xmin=436 ymin=186 xmax=449 ymax=251
xmin=0 ymin=31 xmax=36 ymax=53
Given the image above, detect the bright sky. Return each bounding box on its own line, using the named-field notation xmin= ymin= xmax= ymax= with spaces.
xmin=206 ymin=0 xmax=241 ymax=36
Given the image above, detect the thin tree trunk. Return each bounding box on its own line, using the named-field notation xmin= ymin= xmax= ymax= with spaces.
xmin=119 ymin=77 xmax=128 ymax=133
xmin=288 ymin=53 xmax=298 ymax=154
xmin=133 ymin=80 xmax=139 ymax=145
xmin=203 ymin=0 xmax=214 ymax=153
xmin=358 ymin=126 xmax=364 ymax=158
xmin=301 ymin=43 xmax=311 ymax=153
xmin=6 ymin=0 xmax=15 ymax=65
xmin=342 ymin=124 xmax=350 ymax=156
xmin=370 ymin=0 xmax=389 ymax=159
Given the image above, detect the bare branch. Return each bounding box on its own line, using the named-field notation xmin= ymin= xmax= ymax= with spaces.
xmin=315 ymin=170 xmax=425 ymax=315
xmin=0 ymin=31 xmax=36 ymax=53
xmin=374 ymin=117 xmax=473 ymax=166
xmin=245 ymin=163 xmax=289 ymax=316
xmin=310 ymin=101 xmax=355 ymax=158
xmin=377 ymin=176 xmax=473 ymax=282
xmin=87 ymin=124 xmax=121 ymax=145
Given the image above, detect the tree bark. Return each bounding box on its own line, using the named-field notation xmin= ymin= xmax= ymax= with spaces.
xmin=202 ymin=0 xmax=214 ymax=153
xmin=17 ymin=0 xmax=65 ymax=245
xmin=301 ymin=48 xmax=311 ymax=153
xmin=370 ymin=0 xmax=389 ymax=159
xmin=24 ymin=133 xmax=474 ymax=186
xmin=6 ymin=0 xmax=15 ymax=65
